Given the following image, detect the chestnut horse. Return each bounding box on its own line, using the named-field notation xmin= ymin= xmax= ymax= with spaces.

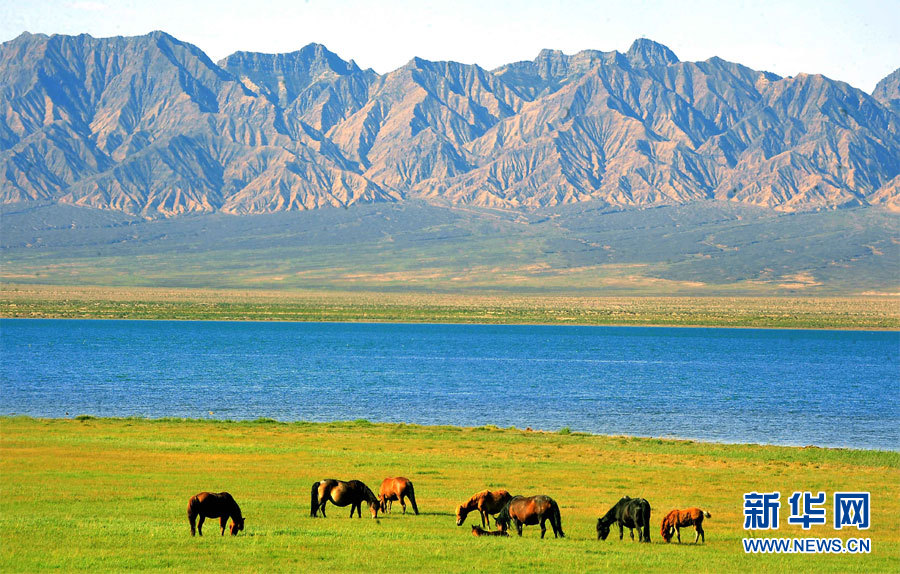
xmin=187 ymin=492 xmax=245 ymax=536
xmin=378 ymin=477 xmax=419 ymax=515
xmin=596 ymin=496 xmax=651 ymax=542
xmin=495 ymin=495 xmax=564 ymax=538
xmin=456 ymin=489 xmax=512 ymax=527
xmin=661 ymin=508 xmax=711 ymax=543
xmin=310 ymin=479 xmax=380 ymax=518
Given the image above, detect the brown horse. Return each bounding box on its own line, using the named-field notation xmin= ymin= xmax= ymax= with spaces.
xmin=456 ymin=489 xmax=512 ymax=527
xmin=471 ymin=525 xmax=509 ymax=537
xmin=495 ymin=495 xmax=565 ymax=538
xmin=310 ymin=479 xmax=380 ymax=518
xmin=661 ymin=508 xmax=711 ymax=543
xmin=187 ymin=492 xmax=245 ymax=536
xmin=378 ymin=477 xmax=419 ymax=515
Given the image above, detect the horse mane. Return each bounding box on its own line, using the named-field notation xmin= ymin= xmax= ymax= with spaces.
xmin=227 ymin=495 xmax=242 ymax=519
xmin=360 ymin=482 xmax=378 ymax=506
xmin=495 ymin=499 xmax=513 ymax=526
xmin=660 ymin=509 xmax=677 ymax=540
xmin=461 ymin=492 xmax=482 ymax=511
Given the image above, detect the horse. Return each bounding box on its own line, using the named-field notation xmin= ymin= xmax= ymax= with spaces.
xmin=378 ymin=477 xmax=419 ymax=515
xmin=661 ymin=508 xmax=711 ymax=543
xmin=494 ymin=495 xmax=564 ymax=538
xmin=471 ymin=524 xmax=509 ymax=537
xmin=310 ymin=479 xmax=380 ymax=518
xmin=187 ymin=492 xmax=245 ymax=536
xmin=596 ymin=496 xmax=651 ymax=542
xmin=456 ymin=489 xmax=512 ymax=527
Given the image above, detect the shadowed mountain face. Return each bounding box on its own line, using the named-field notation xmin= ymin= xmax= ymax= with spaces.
xmin=1 ymin=32 xmax=898 ymax=217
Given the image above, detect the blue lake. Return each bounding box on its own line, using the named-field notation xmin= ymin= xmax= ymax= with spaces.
xmin=1 ymin=319 xmax=897 ymax=450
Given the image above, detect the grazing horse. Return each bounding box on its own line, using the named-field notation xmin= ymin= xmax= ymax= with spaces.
xmin=456 ymin=489 xmax=513 ymax=527
xmin=187 ymin=492 xmax=245 ymax=536
xmin=596 ymin=496 xmax=651 ymax=543
xmin=379 ymin=477 xmax=419 ymax=515
xmin=310 ymin=479 xmax=380 ymax=518
xmin=495 ymin=495 xmax=564 ymax=538
xmin=661 ymin=508 xmax=711 ymax=543
xmin=471 ymin=525 xmax=509 ymax=537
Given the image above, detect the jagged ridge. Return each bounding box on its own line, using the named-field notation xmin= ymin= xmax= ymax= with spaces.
xmin=1 ymin=32 xmax=898 ymax=216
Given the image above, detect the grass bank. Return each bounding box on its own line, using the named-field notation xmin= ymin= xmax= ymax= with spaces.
xmin=2 ymin=284 xmax=898 ymax=329
xmin=1 ymin=416 xmax=897 ymax=572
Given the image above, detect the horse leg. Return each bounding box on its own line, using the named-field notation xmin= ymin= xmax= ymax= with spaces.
xmin=696 ymin=525 xmax=704 ymax=543
xmin=540 ymin=517 xmax=547 ymax=539
xmin=629 ymin=527 xmax=635 ymax=541
xmin=516 ymin=520 xmax=523 ymax=537
xmin=618 ymin=524 xmax=624 ymax=540
xmin=220 ymin=516 xmax=228 ymax=536
xmin=320 ymin=500 xmax=327 ymax=518
xmin=480 ymin=510 xmax=487 ymax=528
xmin=189 ymin=512 xmax=197 ymax=536
xmin=400 ymin=495 xmax=407 ymax=514
xmin=197 ymin=515 xmax=205 ymax=536
xmin=676 ymin=526 xmax=681 ymax=543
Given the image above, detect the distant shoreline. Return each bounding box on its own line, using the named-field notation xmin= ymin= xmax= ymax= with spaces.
xmin=2 ymin=415 xmax=896 ymax=453
xmin=2 ymin=284 xmax=898 ymax=330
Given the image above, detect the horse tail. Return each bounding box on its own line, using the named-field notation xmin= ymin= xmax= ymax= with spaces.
xmin=642 ymin=500 xmax=652 ymax=542
xmin=703 ymin=510 xmax=711 ymax=519
xmin=552 ymin=499 xmax=565 ymax=538
xmin=310 ymin=481 xmax=320 ymax=517
xmin=407 ymin=482 xmax=419 ymax=515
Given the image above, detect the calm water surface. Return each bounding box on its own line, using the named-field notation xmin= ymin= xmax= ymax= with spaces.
xmin=1 ymin=319 xmax=897 ymax=450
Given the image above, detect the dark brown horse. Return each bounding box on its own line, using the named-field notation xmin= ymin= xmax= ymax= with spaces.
xmin=378 ymin=477 xmax=419 ymax=515
xmin=471 ymin=524 xmax=509 ymax=537
xmin=456 ymin=489 xmax=512 ymax=527
xmin=596 ymin=496 xmax=651 ymax=543
xmin=661 ymin=507 xmax=711 ymax=543
xmin=187 ymin=492 xmax=245 ymax=536
xmin=495 ymin=495 xmax=564 ymax=538
xmin=310 ymin=479 xmax=380 ymax=518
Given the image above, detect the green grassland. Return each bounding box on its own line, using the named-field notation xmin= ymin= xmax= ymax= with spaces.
xmin=2 ymin=284 xmax=898 ymax=329
xmin=2 ymin=201 xmax=897 ymax=296
xmin=1 ymin=417 xmax=897 ymax=572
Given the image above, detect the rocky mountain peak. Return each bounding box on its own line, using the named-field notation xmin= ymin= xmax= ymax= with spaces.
xmin=873 ymin=67 xmax=900 ymax=114
xmin=626 ymin=38 xmax=679 ymax=67
xmin=1 ymin=32 xmax=897 ymax=216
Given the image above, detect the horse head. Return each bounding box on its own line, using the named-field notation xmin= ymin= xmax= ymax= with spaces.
xmin=661 ymin=514 xmax=674 ymax=542
xmin=455 ymin=505 xmax=469 ymax=526
xmin=230 ymin=517 xmax=245 ymax=536
xmin=364 ymin=488 xmax=380 ymax=519
xmin=596 ymin=518 xmax=611 ymax=540
xmin=494 ymin=503 xmax=511 ymax=533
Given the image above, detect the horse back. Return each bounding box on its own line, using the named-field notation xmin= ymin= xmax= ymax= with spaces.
xmin=188 ymin=492 xmax=235 ymax=518
xmin=380 ymin=477 xmax=412 ymax=498
xmin=619 ymin=497 xmax=649 ymax=526
xmin=510 ymin=495 xmax=555 ymax=523
xmin=683 ymin=507 xmax=705 ymax=525
xmin=481 ymin=489 xmax=511 ymax=513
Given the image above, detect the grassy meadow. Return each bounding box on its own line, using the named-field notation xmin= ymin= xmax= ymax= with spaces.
xmin=2 ymin=284 xmax=898 ymax=329
xmin=1 ymin=417 xmax=898 ymax=572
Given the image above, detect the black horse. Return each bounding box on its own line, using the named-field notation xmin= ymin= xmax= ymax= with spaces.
xmin=596 ymin=496 xmax=651 ymax=542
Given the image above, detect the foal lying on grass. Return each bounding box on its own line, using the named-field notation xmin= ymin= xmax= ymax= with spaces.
xmin=471 ymin=525 xmax=509 ymax=537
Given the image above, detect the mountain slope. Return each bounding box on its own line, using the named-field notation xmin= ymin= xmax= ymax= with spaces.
xmin=1 ymin=32 xmax=898 ymax=216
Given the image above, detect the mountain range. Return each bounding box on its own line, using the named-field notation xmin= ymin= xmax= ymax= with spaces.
xmin=2 ymin=31 xmax=898 ymax=217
